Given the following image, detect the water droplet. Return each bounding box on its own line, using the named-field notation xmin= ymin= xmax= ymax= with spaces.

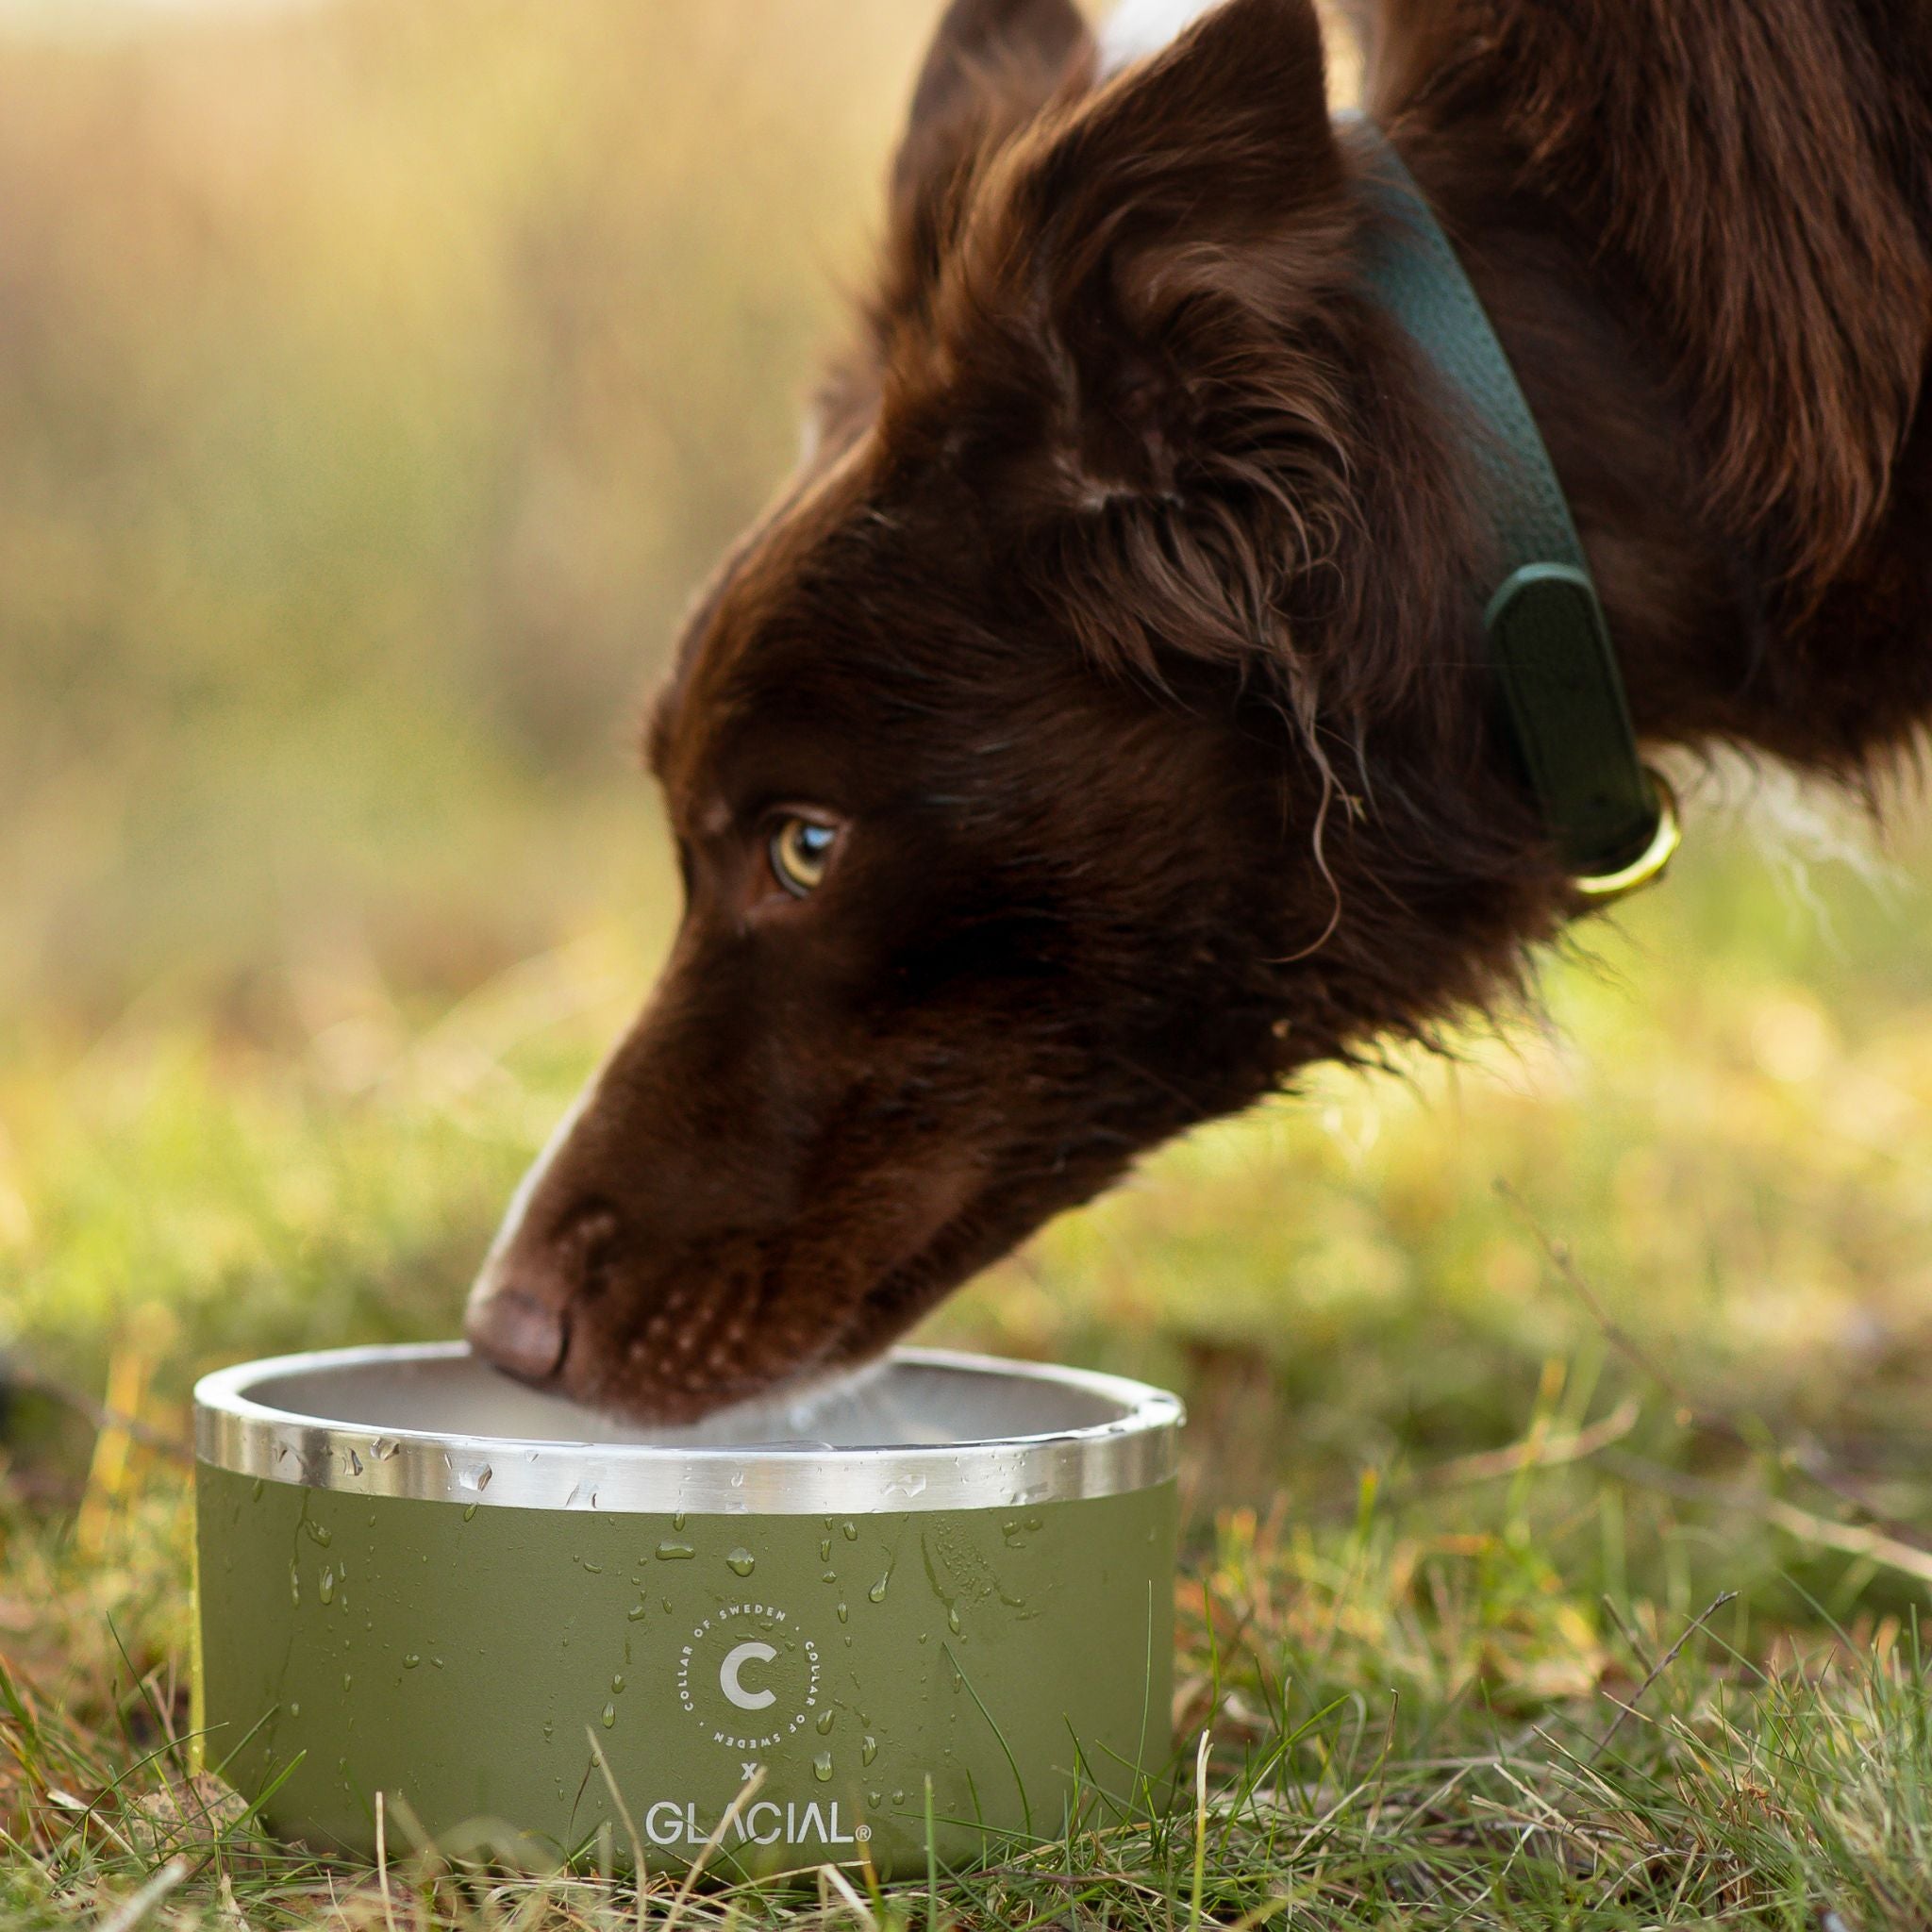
xmin=601 ymin=1703 xmax=617 ymax=1729
xmin=861 ymin=1735 xmax=877 ymax=1765
xmin=836 ymin=1603 xmax=849 ymax=1624
xmin=611 ymin=1674 xmax=625 ymax=1694
xmin=403 ymin=1653 xmax=421 ymax=1670
xmin=662 ymin=1597 xmax=674 ymax=1613
xmin=821 ymin=1569 xmax=837 ymax=1584
xmin=868 ymin=1574 xmax=890 ymax=1603
xmin=288 ymin=1565 xmax=301 ymax=1606
xmin=725 ymin=1548 xmax=756 ymax=1577
xmin=729 ymin=1470 xmax=745 ymax=1489
xmin=868 ymin=1790 xmax=882 ymax=1807
xmin=346 ymin=1449 xmax=363 ymax=1476
xmin=289 ymin=1702 xmax=301 ymax=1717
xmin=308 ymin=1523 xmax=333 ymax=1548
xmin=432 ymin=1657 xmax=444 ymax=1669
xmin=463 ymin=1503 xmax=479 ymax=1523
xmin=947 ymin=1606 xmax=961 ymax=1635
xmin=842 ymin=1521 xmax=858 ymax=1541
xmin=582 ymin=1560 xmax=604 ymax=1575
xmin=250 ymin=1477 xmax=265 ymax=1502
xmin=342 ymin=1673 xmax=353 ymax=1692
xmin=816 ymin=1709 xmax=835 ymax=1735
xmin=672 ymin=1511 xmax=686 ymax=1531
xmin=891 ymin=1789 xmax=906 ymax=1806
xmin=627 ymin=1601 xmax=648 ymax=1622
xmin=320 ymin=1567 xmax=336 ymax=1605
xmin=812 ymin=1752 xmax=832 ymax=1782
xmin=657 ymin=1541 xmax=695 ymax=1561
xmin=542 ymin=1720 xmax=554 ymax=1741
xmin=474 ymin=1464 xmax=493 ymax=1491
xmin=371 ymin=1437 xmax=398 ymax=1461
xmin=819 ymin=1539 xmax=832 ymax=1563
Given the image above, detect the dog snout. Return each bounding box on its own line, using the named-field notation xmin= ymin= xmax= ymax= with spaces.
xmin=464 ymin=1277 xmax=572 ymax=1387
xmin=466 ymin=1200 xmax=621 ymax=1388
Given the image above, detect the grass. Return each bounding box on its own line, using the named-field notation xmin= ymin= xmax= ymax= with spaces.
xmin=8 ymin=784 xmax=1932 ymax=1928
xmin=5 ymin=4 xmax=1932 ymax=1921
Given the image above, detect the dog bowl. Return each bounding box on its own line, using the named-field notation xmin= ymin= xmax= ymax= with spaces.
xmin=192 ymin=1342 xmax=1181 ymax=1875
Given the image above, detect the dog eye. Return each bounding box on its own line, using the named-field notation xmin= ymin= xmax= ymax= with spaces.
xmin=770 ymin=816 xmax=838 ymax=896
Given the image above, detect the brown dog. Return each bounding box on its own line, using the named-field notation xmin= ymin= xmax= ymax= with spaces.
xmin=464 ymin=0 xmax=1932 ymax=1420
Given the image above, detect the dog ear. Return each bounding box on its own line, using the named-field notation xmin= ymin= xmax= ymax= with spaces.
xmin=931 ymin=0 xmax=1363 ymax=691
xmin=813 ymin=1 xmax=1091 ymax=468
xmin=887 ymin=0 xmax=1094 ymax=298
xmin=1002 ymin=0 xmax=1347 ymax=502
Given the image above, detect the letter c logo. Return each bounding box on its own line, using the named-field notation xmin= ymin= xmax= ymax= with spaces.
xmin=719 ymin=1640 xmax=777 ymax=1710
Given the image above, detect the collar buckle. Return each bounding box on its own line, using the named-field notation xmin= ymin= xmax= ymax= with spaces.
xmin=1572 ymin=767 xmax=1682 ymax=903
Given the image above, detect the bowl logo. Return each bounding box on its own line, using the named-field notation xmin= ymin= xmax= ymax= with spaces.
xmin=676 ymin=1602 xmax=822 ymax=1752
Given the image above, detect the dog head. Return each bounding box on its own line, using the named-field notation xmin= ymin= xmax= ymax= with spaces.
xmin=465 ymin=0 xmax=1559 ymax=1418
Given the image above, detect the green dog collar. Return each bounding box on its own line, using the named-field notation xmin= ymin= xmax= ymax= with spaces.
xmin=1347 ymin=118 xmax=1677 ymax=897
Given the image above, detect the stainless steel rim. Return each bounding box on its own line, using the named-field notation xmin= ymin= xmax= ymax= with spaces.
xmin=193 ymin=1343 xmax=1182 ymax=1515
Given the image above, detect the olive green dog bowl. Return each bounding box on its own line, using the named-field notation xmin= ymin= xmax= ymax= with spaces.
xmin=192 ymin=1343 xmax=1180 ymax=1875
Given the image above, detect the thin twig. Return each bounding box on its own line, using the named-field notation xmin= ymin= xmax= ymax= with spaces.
xmin=1497 ymin=1181 xmax=1932 ymax=1550
xmin=817 ymin=1860 xmax=876 ymax=1927
xmin=97 ymin=1855 xmax=190 ymax=1932
xmin=586 ymin=1727 xmax=648 ymax=1928
xmin=1189 ymin=1728 xmax=1210 ymax=1932
xmin=1593 ymin=1590 xmax=1737 ymax=1761
xmin=1598 ymin=1593 xmax=1654 ymax=1674
xmin=5 ymin=1365 xmax=192 ymax=1464
xmin=661 ymin=1766 xmax=762 ymax=1932
xmin=1411 ymin=1394 xmax=1642 ymax=1491
xmin=375 ymin=1790 xmax=399 ymax=1932
xmin=1605 ymin=1451 xmax=1932 ymax=1590
xmin=1495 ymin=1184 xmax=1694 ymax=1408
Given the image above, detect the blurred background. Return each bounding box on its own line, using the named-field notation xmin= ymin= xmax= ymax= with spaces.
xmin=6 ymin=0 xmax=1932 ymax=1610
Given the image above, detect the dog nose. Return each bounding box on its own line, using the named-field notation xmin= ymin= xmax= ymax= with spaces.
xmin=465 ymin=1283 xmax=571 ymax=1387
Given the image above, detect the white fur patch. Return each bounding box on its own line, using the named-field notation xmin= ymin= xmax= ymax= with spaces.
xmin=1097 ymin=0 xmax=1223 ymax=75
xmin=1659 ymin=748 xmax=1904 ymax=943
xmin=464 ymin=1066 xmax=603 ymax=1320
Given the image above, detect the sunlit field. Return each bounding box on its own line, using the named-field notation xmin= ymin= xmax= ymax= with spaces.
xmin=6 ymin=3 xmax=1932 ymax=1926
